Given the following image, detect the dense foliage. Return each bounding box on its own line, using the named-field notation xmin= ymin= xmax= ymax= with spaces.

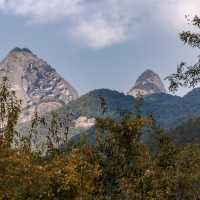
xmin=0 ymin=86 xmax=200 ymax=199
xmin=171 ymin=117 xmax=200 ymax=146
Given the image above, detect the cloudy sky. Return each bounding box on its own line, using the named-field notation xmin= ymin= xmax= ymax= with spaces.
xmin=0 ymin=0 xmax=200 ymax=96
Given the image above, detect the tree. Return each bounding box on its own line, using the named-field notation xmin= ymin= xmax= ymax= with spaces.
xmin=96 ymin=114 xmax=154 ymax=199
xmin=167 ymin=16 xmax=200 ymax=91
xmin=44 ymin=145 xmax=102 ymax=200
xmin=0 ymin=77 xmax=21 ymax=147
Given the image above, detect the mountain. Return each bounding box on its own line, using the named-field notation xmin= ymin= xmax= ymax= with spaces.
xmin=56 ymin=88 xmax=200 ymax=130
xmin=0 ymin=48 xmax=78 ymax=123
xmin=61 ymin=89 xmax=178 ymax=129
xmin=128 ymin=69 xmax=166 ymax=97
xmin=18 ymin=88 xmax=200 ymax=149
xmin=61 ymin=89 xmax=135 ymax=119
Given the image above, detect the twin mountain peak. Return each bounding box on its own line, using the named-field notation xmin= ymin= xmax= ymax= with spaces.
xmin=0 ymin=48 xmax=166 ymax=122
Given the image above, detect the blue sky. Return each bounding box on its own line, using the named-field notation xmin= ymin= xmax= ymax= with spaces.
xmin=0 ymin=0 xmax=200 ymax=96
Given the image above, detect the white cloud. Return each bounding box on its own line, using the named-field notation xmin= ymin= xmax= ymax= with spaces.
xmin=0 ymin=0 xmax=83 ymax=22
xmin=0 ymin=0 xmax=200 ymax=48
xmin=72 ymin=19 xmax=127 ymax=48
xmin=71 ymin=0 xmax=151 ymax=48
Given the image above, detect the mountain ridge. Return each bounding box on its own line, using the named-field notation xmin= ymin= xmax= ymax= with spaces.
xmin=1 ymin=48 xmax=199 ymax=131
xmin=59 ymin=87 xmax=200 ymax=130
xmin=0 ymin=47 xmax=78 ymax=122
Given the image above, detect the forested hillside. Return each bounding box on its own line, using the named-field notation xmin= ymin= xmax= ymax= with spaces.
xmin=1 ymin=77 xmax=200 ymax=199
xmin=58 ymin=88 xmax=200 ymax=129
xmin=171 ymin=117 xmax=200 ymax=145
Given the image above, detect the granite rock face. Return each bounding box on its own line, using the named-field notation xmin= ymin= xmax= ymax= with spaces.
xmin=128 ymin=69 xmax=166 ymax=97
xmin=74 ymin=116 xmax=96 ymax=130
xmin=0 ymin=48 xmax=78 ymax=122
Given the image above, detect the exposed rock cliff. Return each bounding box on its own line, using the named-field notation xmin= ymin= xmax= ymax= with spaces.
xmin=128 ymin=69 xmax=166 ymax=97
xmin=0 ymin=47 xmax=78 ymax=122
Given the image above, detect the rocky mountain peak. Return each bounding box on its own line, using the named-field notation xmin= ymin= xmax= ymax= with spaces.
xmin=128 ymin=69 xmax=166 ymax=97
xmin=0 ymin=48 xmax=78 ymax=122
xmin=10 ymin=47 xmax=33 ymax=54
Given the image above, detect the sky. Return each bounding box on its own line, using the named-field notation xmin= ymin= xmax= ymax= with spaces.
xmin=0 ymin=0 xmax=200 ymax=96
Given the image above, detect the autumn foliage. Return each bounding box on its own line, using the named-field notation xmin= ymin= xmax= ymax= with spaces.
xmin=0 ymin=77 xmax=200 ymax=199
